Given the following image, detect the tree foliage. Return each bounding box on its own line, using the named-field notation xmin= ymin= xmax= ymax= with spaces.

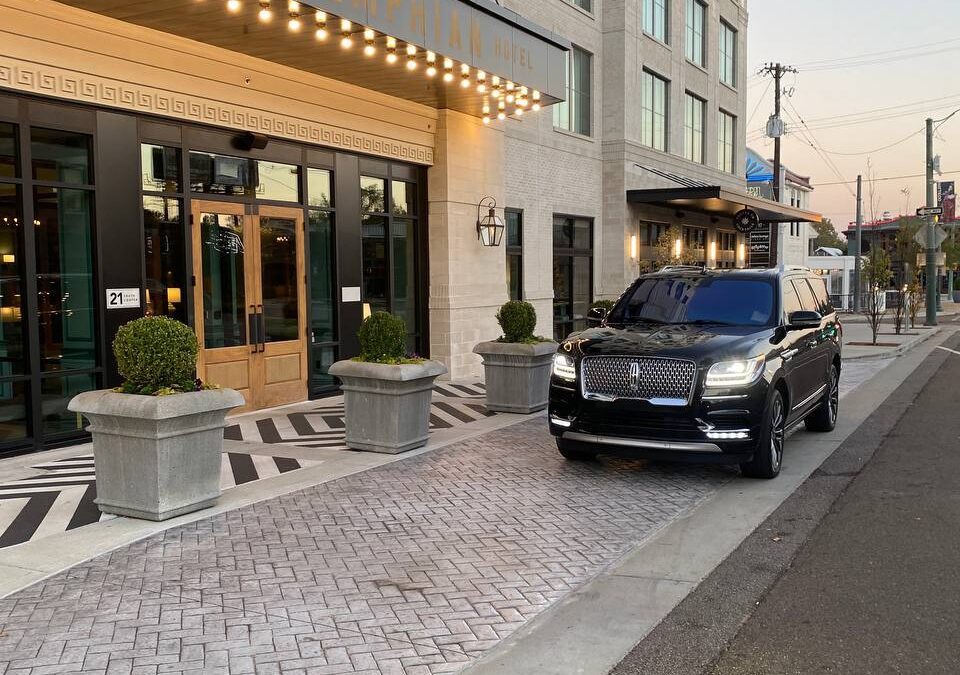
xmin=863 ymin=247 xmax=893 ymax=345
xmin=811 ymin=217 xmax=846 ymax=253
xmin=653 ymin=226 xmax=698 ymax=270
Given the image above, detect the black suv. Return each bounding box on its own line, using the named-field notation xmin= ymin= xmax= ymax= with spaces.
xmin=548 ymin=266 xmax=841 ymax=479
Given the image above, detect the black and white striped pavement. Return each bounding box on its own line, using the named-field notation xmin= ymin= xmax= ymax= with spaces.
xmin=0 ymin=452 xmax=318 ymax=550
xmin=224 ymin=381 xmax=494 ymax=448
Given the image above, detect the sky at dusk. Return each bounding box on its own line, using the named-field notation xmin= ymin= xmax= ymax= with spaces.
xmin=747 ymin=0 xmax=960 ymax=233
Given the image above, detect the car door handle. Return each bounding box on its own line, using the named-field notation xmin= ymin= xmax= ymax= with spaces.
xmin=781 ymin=348 xmax=799 ymax=361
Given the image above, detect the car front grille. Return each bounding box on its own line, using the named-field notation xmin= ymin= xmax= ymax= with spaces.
xmin=581 ymin=356 xmax=697 ymax=405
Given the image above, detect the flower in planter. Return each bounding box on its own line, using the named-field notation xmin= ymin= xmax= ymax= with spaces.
xmin=113 ymin=316 xmax=215 ymax=395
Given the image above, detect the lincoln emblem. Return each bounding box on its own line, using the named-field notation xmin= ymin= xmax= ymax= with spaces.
xmin=628 ymin=362 xmax=641 ymax=391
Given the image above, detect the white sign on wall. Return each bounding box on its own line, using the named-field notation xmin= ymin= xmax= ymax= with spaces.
xmin=105 ymin=288 xmax=141 ymax=310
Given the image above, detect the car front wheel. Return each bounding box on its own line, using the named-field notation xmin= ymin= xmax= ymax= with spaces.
xmin=740 ymin=389 xmax=785 ymax=479
xmin=557 ymin=438 xmax=598 ymax=461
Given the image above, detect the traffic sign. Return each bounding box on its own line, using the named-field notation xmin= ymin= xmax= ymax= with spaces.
xmin=914 ymin=225 xmax=948 ymax=249
xmin=917 ymin=206 xmax=943 ymax=217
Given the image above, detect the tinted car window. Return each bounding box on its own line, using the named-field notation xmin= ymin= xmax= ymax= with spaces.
xmin=782 ymin=279 xmax=803 ymax=318
xmin=793 ymin=278 xmax=819 ymax=312
xmin=807 ymin=276 xmax=833 ymax=314
xmin=609 ymin=277 xmax=775 ymax=327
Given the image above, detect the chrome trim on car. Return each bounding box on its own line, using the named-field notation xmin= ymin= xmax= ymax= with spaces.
xmin=792 ymin=384 xmax=827 ymax=411
xmin=579 ymin=355 xmax=698 ymax=405
xmin=562 ymin=431 xmax=724 ymax=454
xmin=701 ymin=393 xmax=750 ymax=401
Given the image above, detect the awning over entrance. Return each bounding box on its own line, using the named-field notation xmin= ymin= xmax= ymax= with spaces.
xmin=58 ymin=0 xmax=569 ymax=122
xmin=627 ymin=166 xmax=822 ymax=224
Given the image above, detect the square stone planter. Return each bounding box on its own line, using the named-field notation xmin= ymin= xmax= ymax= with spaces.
xmin=68 ymin=388 xmax=245 ymax=521
xmin=328 ymin=359 xmax=447 ymax=454
xmin=473 ymin=340 xmax=559 ymax=413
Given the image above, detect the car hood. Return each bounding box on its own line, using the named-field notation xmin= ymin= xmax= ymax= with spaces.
xmin=562 ymin=323 xmax=772 ymax=363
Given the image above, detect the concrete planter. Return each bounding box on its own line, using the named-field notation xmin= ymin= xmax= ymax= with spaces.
xmin=68 ymin=388 xmax=245 ymax=521
xmin=328 ymin=359 xmax=447 ymax=454
xmin=473 ymin=340 xmax=559 ymax=413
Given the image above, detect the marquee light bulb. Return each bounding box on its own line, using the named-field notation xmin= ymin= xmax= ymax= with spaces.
xmin=287 ymin=2 xmax=301 ymax=31
xmin=497 ymin=111 xmax=506 ymax=121
xmin=442 ymin=58 xmax=454 ymax=83
xmin=425 ymin=51 xmax=437 ymax=77
xmin=226 ymin=0 xmax=242 ymax=13
xmin=385 ymin=36 xmax=398 ymax=63
xmin=483 ymin=115 xmax=491 ymax=125
xmin=314 ymin=12 xmax=327 ymax=39
xmin=363 ymin=29 xmax=376 ymax=56
xmin=257 ymin=0 xmax=272 ymax=22
xmin=405 ymin=44 xmax=418 ymax=70
xmin=340 ymin=18 xmax=352 ymax=48
xmin=459 ymin=63 xmax=471 ymax=88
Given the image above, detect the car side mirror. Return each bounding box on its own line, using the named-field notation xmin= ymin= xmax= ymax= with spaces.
xmin=587 ymin=306 xmax=608 ymax=326
xmin=788 ymin=310 xmax=822 ymax=329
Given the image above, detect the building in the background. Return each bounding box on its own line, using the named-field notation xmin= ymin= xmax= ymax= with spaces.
xmin=841 ymin=213 xmax=913 ymax=287
xmin=745 ymin=147 xmax=816 ymax=266
xmin=808 ymin=246 xmax=860 ymax=310
xmin=0 ymin=0 xmax=818 ymax=455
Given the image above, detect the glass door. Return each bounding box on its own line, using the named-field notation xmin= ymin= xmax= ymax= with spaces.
xmin=191 ymin=201 xmax=306 ymax=411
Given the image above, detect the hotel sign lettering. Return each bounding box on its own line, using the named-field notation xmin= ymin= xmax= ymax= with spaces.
xmin=303 ymin=0 xmax=568 ymax=99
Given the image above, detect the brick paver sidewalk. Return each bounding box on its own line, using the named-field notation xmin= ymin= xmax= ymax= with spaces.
xmin=0 ymin=420 xmax=731 ymax=674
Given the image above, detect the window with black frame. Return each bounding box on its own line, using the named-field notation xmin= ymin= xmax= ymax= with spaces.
xmin=307 ymin=167 xmax=338 ymax=394
xmin=506 ymin=209 xmax=523 ymax=302
xmin=360 ymin=173 xmax=420 ymax=352
xmin=141 ymin=143 xmax=187 ymax=324
xmin=553 ymin=215 xmax=593 ymax=341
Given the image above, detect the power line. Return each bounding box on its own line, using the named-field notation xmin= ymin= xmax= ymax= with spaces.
xmin=783 ymin=100 xmax=857 ymax=198
xmin=745 ymin=79 xmax=773 ymax=129
xmin=812 ymin=170 xmax=960 ymax=187
xmin=794 ymin=37 xmax=960 ymax=68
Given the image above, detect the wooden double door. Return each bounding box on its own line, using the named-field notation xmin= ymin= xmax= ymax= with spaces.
xmin=191 ymin=200 xmax=307 ymax=412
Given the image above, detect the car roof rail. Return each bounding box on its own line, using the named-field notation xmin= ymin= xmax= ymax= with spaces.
xmin=657 ymin=264 xmax=709 ymax=273
xmin=779 ymin=264 xmax=812 ymax=273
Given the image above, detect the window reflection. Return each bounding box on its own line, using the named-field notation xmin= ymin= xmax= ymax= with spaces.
xmin=0 ymin=123 xmax=16 ymax=179
xmin=33 ymin=186 xmax=96 ymax=372
xmin=141 ymin=144 xmax=181 ymax=193
xmin=391 ymin=181 xmax=416 ymax=216
xmin=31 ymin=128 xmax=91 ymax=184
xmin=308 ymin=168 xmax=333 ymax=208
xmin=200 ymin=213 xmax=247 ymax=348
xmin=189 ymin=152 xmax=300 ymax=202
xmin=361 ymin=215 xmax=388 ymax=313
xmin=360 ymin=176 xmax=386 ymax=213
xmin=0 ymin=184 xmax=26 ymax=376
xmin=143 ymin=197 xmax=186 ymax=322
xmin=260 ymin=217 xmax=299 ymax=342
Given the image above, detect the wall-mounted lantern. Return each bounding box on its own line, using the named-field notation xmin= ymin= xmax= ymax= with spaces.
xmin=476 ymin=196 xmax=505 ymax=247
xmin=629 ymin=234 xmax=638 ymax=261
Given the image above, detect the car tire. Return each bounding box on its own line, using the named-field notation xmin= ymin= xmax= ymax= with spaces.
xmin=804 ymin=364 xmax=839 ymax=433
xmin=740 ymin=388 xmax=786 ymax=479
xmin=556 ymin=438 xmax=597 ymax=461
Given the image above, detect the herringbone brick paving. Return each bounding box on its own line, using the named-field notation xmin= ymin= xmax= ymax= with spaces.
xmin=0 ymin=419 xmax=733 ymax=674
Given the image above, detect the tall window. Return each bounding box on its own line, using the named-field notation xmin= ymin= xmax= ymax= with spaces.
xmin=641 ymin=71 xmax=668 ymax=151
xmin=685 ymin=0 xmax=706 ymax=66
xmin=553 ymin=216 xmax=593 ymax=341
xmin=684 ymin=93 xmax=706 ymax=164
xmin=718 ymin=110 xmax=736 ymax=173
xmin=141 ymin=144 xmax=186 ymax=324
xmin=506 ymin=209 xmax=523 ymax=302
xmin=307 ymin=168 xmax=338 ymax=393
xmin=643 ymin=0 xmax=668 ymax=42
xmin=554 ymin=46 xmax=593 ymax=137
xmin=719 ymin=21 xmax=737 ymax=87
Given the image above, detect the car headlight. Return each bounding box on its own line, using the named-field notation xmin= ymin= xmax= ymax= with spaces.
xmin=552 ymin=353 xmax=577 ymax=381
xmin=705 ymin=355 xmax=765 ymax=388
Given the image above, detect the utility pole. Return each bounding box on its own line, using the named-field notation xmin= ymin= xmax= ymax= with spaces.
xmin=925 ymin=117 xmax=937 ymax=326
xmin=759 ymin=62 xmax=798 ymax=203
xmin=853 ymin=175 xmax=863 ymax=312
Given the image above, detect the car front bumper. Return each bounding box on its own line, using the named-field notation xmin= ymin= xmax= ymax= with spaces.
xmin=548 ymin=378 xmax=770 ymax=463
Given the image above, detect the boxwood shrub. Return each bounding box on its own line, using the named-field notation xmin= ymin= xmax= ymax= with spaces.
xmin=113 ymin=316 xmax=200 ymax=395
xmin=496 ymin=301 xmax=538 ymax=343
xmin=358 ymin=312 xmax=409 ymax=364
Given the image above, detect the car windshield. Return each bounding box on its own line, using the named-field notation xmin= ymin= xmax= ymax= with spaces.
xmin=608 ymin=276 xmax=776 ymax=327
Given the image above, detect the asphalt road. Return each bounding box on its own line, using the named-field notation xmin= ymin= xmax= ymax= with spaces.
xmin=708 ymin=337 xmax=960 ymax=675
xmin=613 ymin=330 xmax=960 ymax=675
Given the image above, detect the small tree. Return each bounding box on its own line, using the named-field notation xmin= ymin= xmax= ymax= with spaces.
xmin=908 ymin=270 xmax=924 ymax=329
xmin=892 ymin=283 xmax=907 ymax=335
xmin=653 ymin=226 xmax=698 ymax=270
xmin=863 ymin=247 xmax=893 ymax=345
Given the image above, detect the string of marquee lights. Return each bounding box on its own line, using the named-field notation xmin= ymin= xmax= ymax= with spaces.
xmin=224 ymin=0 xmax=544 ymax=124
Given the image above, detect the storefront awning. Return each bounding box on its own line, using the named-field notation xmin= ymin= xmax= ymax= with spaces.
xmin=627 ymin=167 xmax=822 ymax=224
xmin=58 ymin=0 xmax=569 ymax=122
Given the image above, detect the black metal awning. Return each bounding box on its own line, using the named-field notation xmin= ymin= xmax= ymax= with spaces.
xmin=627 ymin=167 xmax=822 ymax=224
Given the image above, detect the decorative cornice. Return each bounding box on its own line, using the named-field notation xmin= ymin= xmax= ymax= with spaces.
xmin=0 ymin=60 xmax=434 ymax=165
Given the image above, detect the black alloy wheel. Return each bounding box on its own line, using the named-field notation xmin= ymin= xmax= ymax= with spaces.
xmin=740 ymin=389 xmax=785 ymax=479
xmin=805 ymin=364 xmax=840 ymax=433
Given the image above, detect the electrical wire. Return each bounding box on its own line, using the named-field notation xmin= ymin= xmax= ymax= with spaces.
xmin=812 ymin=170 xmax=960 ymax=188
xmin=783 ymin=101 xmax=857 ymax=198
xmin=745 ymin=79 xmax=773 ymax=130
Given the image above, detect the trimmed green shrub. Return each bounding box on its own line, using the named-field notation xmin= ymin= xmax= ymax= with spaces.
xmin=590 ymin=299 xmax=616 ymax=313
xmin=496 ymin=301 xmax=537 ymax=343
xmin=113 ymin=316 xmax=199 ymax=395
xmin=358 ymin=312 xmax=408 ymax=363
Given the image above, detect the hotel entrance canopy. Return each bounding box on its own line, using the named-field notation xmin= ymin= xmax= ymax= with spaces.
xmin=58 ymin=0 xmax=569 ymax=122
xmin=628 ymin=166 xmax=822 ymax=224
